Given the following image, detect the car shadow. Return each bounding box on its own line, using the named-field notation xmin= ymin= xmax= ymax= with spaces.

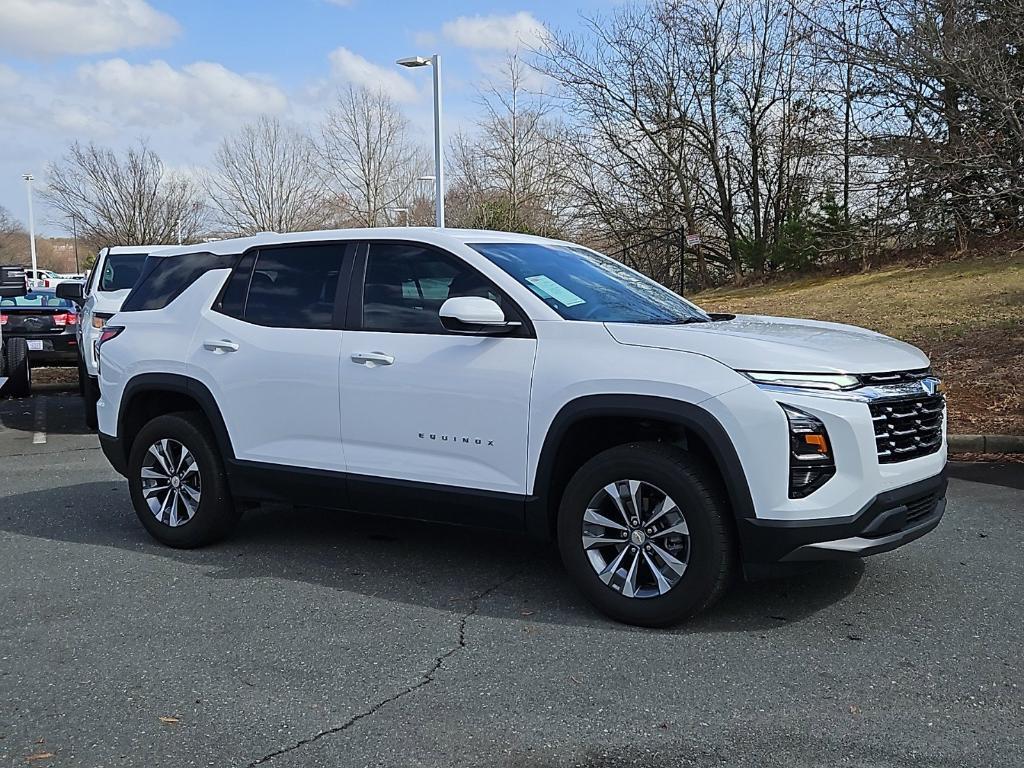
xmin=0 ymin=391 xmax=93 ymax=436
xmin=0 ymin=480 xmax=864 ymax=634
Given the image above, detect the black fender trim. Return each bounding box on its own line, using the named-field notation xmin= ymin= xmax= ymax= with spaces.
xmin=526 ymin=394 xmax=755 ymax=541
xmin=108 ymin=372 xmax=236 ymax=477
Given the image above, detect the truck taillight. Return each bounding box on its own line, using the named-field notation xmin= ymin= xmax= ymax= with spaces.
xmin=53 ymin=312 xmax=76 ymax=327
xmin=0 ymin=313 xmax=7 ymax=325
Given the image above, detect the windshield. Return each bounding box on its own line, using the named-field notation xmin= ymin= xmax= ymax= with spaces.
xmin=100 ymin=253 xmax=148 ymax=291
xmin=469 ymin=242 xmax=710 ymax=324
xmin=0 ymin=291 xmax=76 ymax=309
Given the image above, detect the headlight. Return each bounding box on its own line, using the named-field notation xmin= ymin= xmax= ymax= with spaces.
xmin=781 ymin=404 xmax=836 ymax=498
xmin=742 ymin=371 xmax=860 ymax=391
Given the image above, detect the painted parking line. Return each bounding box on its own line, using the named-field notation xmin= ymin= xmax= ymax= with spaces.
xmin=32 ymin=395 xmax=47 ymax=444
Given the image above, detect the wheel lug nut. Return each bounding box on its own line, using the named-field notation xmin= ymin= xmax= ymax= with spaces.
xmin=630 ymin=545 xmax=638 ymax=552
xmin=646 ymin=527 xmax=655 ymax=535
xmin=645 ymin=544 xmax=652 ymax=552
xmin=621 ymin=530 xmax=628 ymax=538
xmin=631 ymin=518 xmax=639 ymax=527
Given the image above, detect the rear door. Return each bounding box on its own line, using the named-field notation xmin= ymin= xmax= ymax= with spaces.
xmin=187 ymin=242 xmax=353 ymax=472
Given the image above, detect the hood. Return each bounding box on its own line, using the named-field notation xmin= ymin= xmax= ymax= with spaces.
xmin=90 ymin=288 xmax=133 ymax=313
xmin=605 ymin=314 xmax=929 ymax=374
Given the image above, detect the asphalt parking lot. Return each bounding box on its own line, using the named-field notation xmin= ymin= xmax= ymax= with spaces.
xmin=1 ymin=390 xmax=1021 ymax=768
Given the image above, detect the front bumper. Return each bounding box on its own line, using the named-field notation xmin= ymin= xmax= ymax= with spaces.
xmin=738 ymin=471 xmax=947 ymax=563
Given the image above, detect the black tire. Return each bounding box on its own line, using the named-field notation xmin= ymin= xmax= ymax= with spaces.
xmin=127 ymin=411 xmax=240 ymax=548
xmin=557 ymin=442 xmax=736 ymax=627
xmin=2 ymin=337 xmax=32 ymax=398
xmin=77 ymin=354 xmax=87 ymax=396
xmin=83 ymin=372 xmax=99 ymax=430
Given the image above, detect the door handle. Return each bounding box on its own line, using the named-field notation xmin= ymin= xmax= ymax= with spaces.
xmin=203 ymin=339 xmax=239 ymax=353
xmin=351 ymin=351 xmax=394 ymax=366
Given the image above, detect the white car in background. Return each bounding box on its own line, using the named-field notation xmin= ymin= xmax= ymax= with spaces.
xmin=25 ymin=268 xmax=77 ymax=290
xmin=57 ymin=244 xmax=174 ymax=427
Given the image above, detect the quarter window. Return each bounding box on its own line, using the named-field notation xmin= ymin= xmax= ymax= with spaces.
xmin=361 ymin=243 xmax=504 ymax=334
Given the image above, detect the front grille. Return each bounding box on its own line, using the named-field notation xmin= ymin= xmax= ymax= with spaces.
xmin=859 ymin=368 xmax=932 ymax=386
xmin=870 ymin=394 xmax=945 ymax=463
xmin=905 ymin=492 xmax=939 ymax=524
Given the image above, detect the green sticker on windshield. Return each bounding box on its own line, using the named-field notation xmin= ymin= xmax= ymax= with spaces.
xmin=525 ymin=275 xmax=586 ymax=307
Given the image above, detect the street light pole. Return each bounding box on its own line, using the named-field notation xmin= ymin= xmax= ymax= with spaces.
xmin=397 ymin=54 xmax=444 ymax=228
xmin=22 ymin=174 xmax=38 ymax=281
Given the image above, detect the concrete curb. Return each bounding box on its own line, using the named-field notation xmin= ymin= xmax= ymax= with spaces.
xmin=948 ymin=434 xmax=1024 ymax=454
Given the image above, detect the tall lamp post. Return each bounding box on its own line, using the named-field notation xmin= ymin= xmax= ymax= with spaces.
xmin=397 ymin=54 xmax=444 ymax=228
xmin=22 ymin=173 xmax=38 ymax=282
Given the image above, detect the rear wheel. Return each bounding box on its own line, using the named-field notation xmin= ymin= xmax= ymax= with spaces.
xmin=557 ymin=442 xmax=736 ymax=627
xmin=127 ymin=412 xmax=240 ymax=548
xmin=2 ymin=338 xmax=31 ymax=398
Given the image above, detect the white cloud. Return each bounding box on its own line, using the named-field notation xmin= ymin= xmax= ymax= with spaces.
xmin=327 ymin=47 xmax=418 ymax=102
xmin=441 ymin=12 xmax=546 ymax=51
xmin=77 ymin=59 xmax=288 ymax=124
xmin=0 ymin=0 xmax=179 ymax=57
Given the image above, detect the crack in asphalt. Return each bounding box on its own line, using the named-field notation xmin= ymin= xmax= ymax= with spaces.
xmin=245 ymin=569 xmax=521 ymax=767
xmin=0 ymin=445 xmax=98 ymax=459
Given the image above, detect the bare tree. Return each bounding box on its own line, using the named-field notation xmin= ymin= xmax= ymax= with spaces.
xmin=42 ymin=141 xmax=206 ymax=246
xmin=0 ymin=206 xmax=26 ymax=265
xmin=448 ymin=54 xmax=573 ymax=236
xmin=207 ymin=117 xmax=334 ymax=236
xmin=318 ymin=86 xmax=425 ymax=227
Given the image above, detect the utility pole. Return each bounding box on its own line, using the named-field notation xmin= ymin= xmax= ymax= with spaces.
xmin=22 ymin=174 xmax=38 ymax=281
xmin=72 ymin=215 xmax=80 ymax=274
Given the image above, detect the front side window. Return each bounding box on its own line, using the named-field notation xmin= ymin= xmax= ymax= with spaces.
xmin=230 ymin=245 xmax=346 ymax=329
xmin=470 ymin=242 xmax=710 ymax=324
xmin=361 ymin=243 xmax=504 ymax=334
xmin=99 ymin=253 xmax=148 ymax=291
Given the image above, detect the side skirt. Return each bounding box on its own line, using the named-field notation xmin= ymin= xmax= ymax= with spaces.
xmin=226 ymin=459 xmax=527 ymax=533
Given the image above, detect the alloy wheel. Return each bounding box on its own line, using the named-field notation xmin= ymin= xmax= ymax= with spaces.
xmin=140 ymin=438 xmax=201 ymax=527
xmin=581 ymin=479 xmax=690 ymax=599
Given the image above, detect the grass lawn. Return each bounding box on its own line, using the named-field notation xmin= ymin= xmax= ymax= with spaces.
xmin=692 ymin=249 xmax=1024 ymax=436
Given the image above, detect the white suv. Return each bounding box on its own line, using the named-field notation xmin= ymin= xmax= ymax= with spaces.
xmin=95 ymin=228 xmax=947 ymax=626
xmin=58 ymin=245 xmax=174 ymax=427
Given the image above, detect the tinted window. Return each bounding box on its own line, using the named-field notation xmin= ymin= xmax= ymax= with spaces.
xmin=99 ymin=253 xmax=148 ymax=291
xmin=121 ymin=252 xmax=225 ymax=312
xmin=242 ymin=245 xmax=346 ymax=329
xmin=362 ymin=243 xmax=503 ymax=334
xmin=217 ymin=251 xmax=256 ymax=319
xmin=470 ymin=242 xmax=710 ymax=324
xmin=0 ymin=291 xmax=75 ymax=308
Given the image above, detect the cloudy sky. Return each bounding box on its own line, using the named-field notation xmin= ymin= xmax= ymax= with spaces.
xmin=0 ymin=0 xmax=603 ymax=236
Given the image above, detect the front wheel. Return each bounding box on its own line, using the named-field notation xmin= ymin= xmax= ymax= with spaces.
xmin=557 ymin=442 xmax=737 ymax=627
xmin=127 ymin=412 xmax=240 ymax=548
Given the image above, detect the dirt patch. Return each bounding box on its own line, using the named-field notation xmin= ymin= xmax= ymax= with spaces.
xmin=32 ymin=367 xmax=79 ymax=385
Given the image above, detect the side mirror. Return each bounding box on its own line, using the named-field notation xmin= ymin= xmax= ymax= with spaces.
xmin=439 ymin=296 xmax=521 ymax=335
xmin=56 ymin=280 xmax=85 ymax=304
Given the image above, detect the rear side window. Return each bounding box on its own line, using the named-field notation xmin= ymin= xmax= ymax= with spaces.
xmin=220 ymin=244 xmax=348 ymax=329
xmin=121 ymin=252 xmax=225 ymax=312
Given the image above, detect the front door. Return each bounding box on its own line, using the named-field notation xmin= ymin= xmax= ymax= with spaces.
xmin=339 ymin=241 xmax=537 ymax=505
